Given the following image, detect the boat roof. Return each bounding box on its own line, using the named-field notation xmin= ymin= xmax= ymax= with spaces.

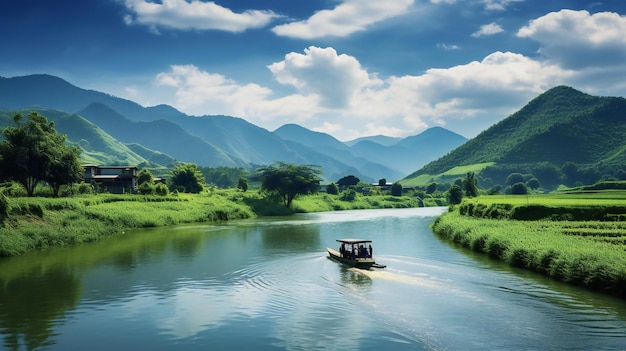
xmin=336 ymin=238 xmax=372 ymax=244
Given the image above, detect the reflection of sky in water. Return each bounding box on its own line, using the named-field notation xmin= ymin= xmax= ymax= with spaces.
xmin=3 ymin=207 xmax=625 ymax=351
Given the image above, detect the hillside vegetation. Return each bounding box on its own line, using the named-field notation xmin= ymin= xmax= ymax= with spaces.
xmin=404 ymin=86 xmax=626 ymax=189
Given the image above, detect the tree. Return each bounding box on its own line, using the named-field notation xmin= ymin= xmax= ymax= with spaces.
xmin=378 ymin=178 xmax=386 ymax=186
xmin=137 ymin=169 xmax=153 ymax=185
xmin=448 ymin=184 xmax=463 ymax=205
xmin=0 ymin=112 xmax=83 ymax=197
xmin=511 ymin=182 xmax=528 ymax=194
xmin=47 ymin=145 xmax=83 ymax=197
xmin=463 ymin=172 xmax=479 ymax=197
xmin=391 ymin=183 xmax=403 ymax=196
xmin=426 ymin=182 xmax=438 ymax=194
xmin=337 ymin=175 xmax=360 ymax=189
xmin=326 ymin=182 xmax=338 ymax=195
xmin=506 ymin=173 xmax=526 ymax=186
xmin=237 ymin=177 xmax=248 ymax=192
xmin=526 ymin=177 xmax=541 ymax=190
xmin=169 ymin=163 xmax=205 ymax=193
xmin=258 ymin=162 xmax=322 ymax=208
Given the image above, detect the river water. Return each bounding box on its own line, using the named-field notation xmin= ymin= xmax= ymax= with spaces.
xmin=0 ymin=207 xmax=624 ymax=350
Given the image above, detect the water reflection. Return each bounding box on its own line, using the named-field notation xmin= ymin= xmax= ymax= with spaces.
xmin=0 ymin=267 xmax=80 ymax=350
xmin=0 ymin=208 xmax=624 ymax=351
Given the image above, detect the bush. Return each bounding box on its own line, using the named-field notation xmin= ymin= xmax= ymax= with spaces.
xmin=155 ymin=183 xmax=169 ymax=196
xmin=511 ymin=182 xmax=528 ymax=194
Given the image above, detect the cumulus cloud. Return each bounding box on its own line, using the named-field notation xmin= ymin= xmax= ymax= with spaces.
xmin=517 ymin=9 xmax=626 ymax=69
xmin=123 ymin=0 xmax=279 ymax=32
xmin=271 ymin=0 xmax=414 ymax=39
xmin=267 ymin=47 xmax=382 ymax=109
xmin=472 ymin=22 xmax=504 ymax=37
xmin=144 ymin=47 xmax=577 ymax=140
xmin=152 ymin=64 xmax=320 ymax=126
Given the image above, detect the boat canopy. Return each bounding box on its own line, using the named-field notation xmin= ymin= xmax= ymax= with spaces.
xmin=336 ymin=239 xmax=372 ymax=244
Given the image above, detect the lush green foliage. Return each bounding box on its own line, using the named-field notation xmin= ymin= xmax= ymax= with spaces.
xmin=257 ymin=162 xmax=322 ymax=207
xmin=0 ymin=112 xmax=83 ymax=196
xmin=337 ymin=175 xmax=360 ymax=188
xmin=432 ymin=210 xmax=626 ymax=297
xmin=169 ymin=163 xmax=205 ymax=193
xmin=0 ymin=193 xmax=254 ymax=257
xmin=201 ymin=166 xmax=250 ymax=189
xmin=404 ymin=87 xmax=626 ymax=190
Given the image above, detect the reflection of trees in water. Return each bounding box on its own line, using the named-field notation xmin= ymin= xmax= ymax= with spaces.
xmin=0 ymin=268 xmax=81 ymax=350
xmin=260 ymin=225 xmax=321 ymax=253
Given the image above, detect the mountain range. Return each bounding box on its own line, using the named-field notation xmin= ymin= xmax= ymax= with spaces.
xmin=0 ymin=74 xmax=467 ymax=183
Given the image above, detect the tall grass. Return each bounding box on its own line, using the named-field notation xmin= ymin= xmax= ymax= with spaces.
xmin=0 ymin=193 xmax=254 ymax=257
xmin=433 ymin=209 xmax=626 ymax=297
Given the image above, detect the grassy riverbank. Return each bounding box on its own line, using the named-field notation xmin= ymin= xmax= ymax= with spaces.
xmin=0 ymin=193 xmax=255 ymax=257
xmin=0 ymin=190 xmax=423 ymax=257
xmin=432 ymin=194 xmax=626 ymax=298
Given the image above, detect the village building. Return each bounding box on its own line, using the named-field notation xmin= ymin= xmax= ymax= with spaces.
xmin=83 ymin=165 xmax=138 ymax=194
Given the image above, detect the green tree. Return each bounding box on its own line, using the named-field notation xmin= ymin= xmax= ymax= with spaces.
xmin=137 ymin=169 xmax=153 ymax=185
xmin=526 ymin=177 xmax=541 ymax=190
xmin=378 ymin=178 xmax=386 ymax=186
xmin=326 ymin=182 xmax=338 ymax=195
xmin=237 ymin=177 xmax=248 ymax=192
xmin=169 ymin=163 xmax=205 ymax=193
xmin=258 ymin=162 xmax=322 ymax=208
xmin=463 ymin=172 xmax=479 ymax=197
xmin=506 ymin=173 xmax=526 ymax=186
xmin=426 ymin=182 xmax=438 ymax=194
xmin=46 ymin=145 xmax=83 ymax=197
xmin=337 ymin=175 xmax=360 ymax=189
xmin=391 ymin=182 xmax=403 ymax=196
xmin=511 ymin=182 xmax=528 ymax=194
xmin=448 ymin=184 xmax=463 ymax=205
xmin=0 ymin=112 xmax=83 ymax=197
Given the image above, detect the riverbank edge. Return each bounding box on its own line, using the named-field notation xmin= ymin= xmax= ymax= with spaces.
xmin=0 ymin=191 xmax=424 ymax=257
xmin=431 ymin=209 xmax=626 ymax=298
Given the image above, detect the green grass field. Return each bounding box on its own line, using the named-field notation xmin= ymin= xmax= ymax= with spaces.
xmin=433 ymin=192 xmax=626 ymax=297
xmin=400 ymin=162 xmax=494 ymax=187
xmin=0 ymin=193 xmax=255 ymax=257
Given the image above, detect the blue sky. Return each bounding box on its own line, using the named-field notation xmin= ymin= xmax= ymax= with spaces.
xmin=2 ymin=1 xmax=626 ymax=141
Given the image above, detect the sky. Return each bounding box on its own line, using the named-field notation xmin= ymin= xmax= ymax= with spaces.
xmin=2 ymin=0 xmax=626 ymax=141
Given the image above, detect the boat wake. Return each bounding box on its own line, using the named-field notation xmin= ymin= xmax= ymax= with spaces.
xmin=351 ymin=267 xmax=442 ymax=289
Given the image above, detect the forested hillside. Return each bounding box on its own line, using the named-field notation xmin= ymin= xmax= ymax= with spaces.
xmin=404 ymin=86 xmax=626 ymax=190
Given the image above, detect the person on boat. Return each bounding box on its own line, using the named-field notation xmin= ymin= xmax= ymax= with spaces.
xmin=368 ymin=244 xmax=373 ymax=258
xmin=359 ymin=245 xmax=368 ymax=257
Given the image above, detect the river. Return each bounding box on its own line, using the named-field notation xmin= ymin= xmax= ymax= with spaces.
xmin=0 ymin=207 xmax=624 ymax=350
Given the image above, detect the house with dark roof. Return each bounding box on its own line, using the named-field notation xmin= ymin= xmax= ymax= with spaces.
xmin=83 ymin=165 xmax=138 ymax=194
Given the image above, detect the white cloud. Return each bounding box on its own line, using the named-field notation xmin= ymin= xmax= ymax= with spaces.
xmin=271 ymin=0 xmax=414 ymax=39
xmin=267 ymin=46 xmax=382 ymax=109
xmin=472 ymin=22 xmax=504 ymax=37
xmin=437 ymin=43 xmax=460 ymax=50
xmin=139 ymin=23 xmax=626 ymax=140
xmin=483 ymin=0 xmax=525 ymax=11
xmin=123 ymin=0 xmax=279 ymax=32
xmin=517 ymin=9 xmax=626 ymax=69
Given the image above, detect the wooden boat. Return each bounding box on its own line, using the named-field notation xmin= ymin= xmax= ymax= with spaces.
xmin=327 ymin=239 xmax=384 ymax=270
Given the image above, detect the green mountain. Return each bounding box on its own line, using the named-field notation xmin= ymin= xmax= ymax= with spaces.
xmin=0 ymin=108 xmax=157 ymax=167
xmin=78 ymin=103 xmax=246 ymax=167
xmin=404 ymin=86 xmax=626 ymax=187
xmin=0 ymin=74 xmax=469 ymax=182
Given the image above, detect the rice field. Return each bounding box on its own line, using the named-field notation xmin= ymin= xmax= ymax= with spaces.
xmin=432 ymin=192 xmax=626 ymax=297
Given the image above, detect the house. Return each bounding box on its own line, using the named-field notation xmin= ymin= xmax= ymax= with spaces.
xmin=83 ymin=165 xmax=138 ymax=194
